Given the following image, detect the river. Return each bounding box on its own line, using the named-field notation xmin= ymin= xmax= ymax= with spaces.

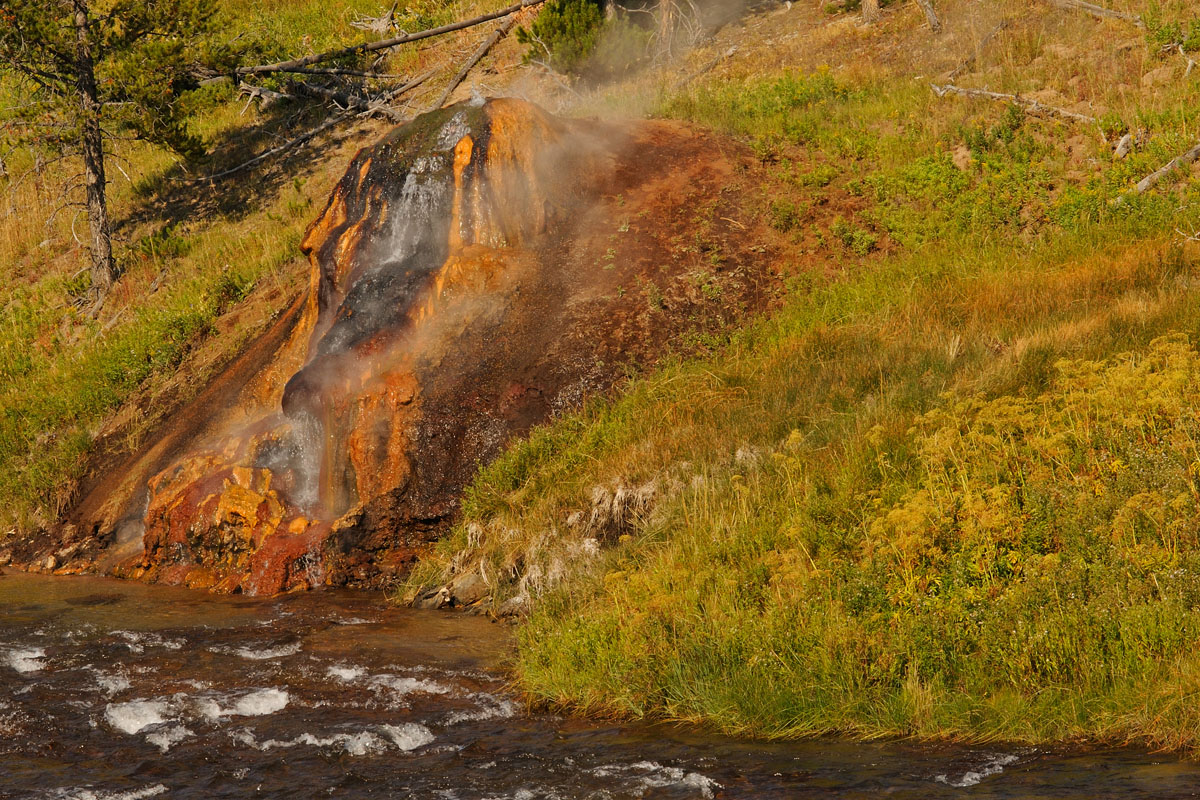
xmin=2 ymin=572 xmax=1198 ymax=799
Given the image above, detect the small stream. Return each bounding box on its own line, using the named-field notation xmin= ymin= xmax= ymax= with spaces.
xmin=2 ymin=572 xmax=1199 ymax=799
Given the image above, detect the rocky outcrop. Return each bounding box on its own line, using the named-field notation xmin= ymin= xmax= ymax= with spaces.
xmin=20 ymin=97 xmax=779 ymax=593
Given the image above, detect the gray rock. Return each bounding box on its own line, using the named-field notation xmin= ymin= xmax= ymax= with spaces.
xmin=448 ymin=570 xmax=488 ymax=606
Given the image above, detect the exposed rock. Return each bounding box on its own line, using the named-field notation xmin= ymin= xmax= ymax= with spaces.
xmin=496 ymin=593 xmax=528 ymax=618
xmin=447 ymin=569 xmax=489 ymax=606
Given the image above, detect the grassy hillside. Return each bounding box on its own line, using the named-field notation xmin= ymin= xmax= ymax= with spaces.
xmin=406 ymin=0 xmax=1200 ymax=750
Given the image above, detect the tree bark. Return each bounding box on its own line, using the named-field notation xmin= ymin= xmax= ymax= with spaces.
xmin=862 ymin=0 xmax=881 ymax=24
xmin=73 ymin=0 xmax=115 ymax=307
xmin=914 ymin=0 xmax=941 ymax=32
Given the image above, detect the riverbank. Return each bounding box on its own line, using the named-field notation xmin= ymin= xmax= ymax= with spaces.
xmin=407 ymin=0 xmax=1200 ymax=752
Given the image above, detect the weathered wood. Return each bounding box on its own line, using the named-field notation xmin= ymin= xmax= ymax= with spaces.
xmin=930 ymin=83 xmax=1097 ymax=124
xmin=239 ymin=83 xmax=293 ymax=107
xmin=203 ymin=70 xmax=435 ymax=181
xmin=237 ymin=0 xmax=547 ymax=77
xmin=1133 ymin=141 xmax=1200 ymax=194
xmin=351 ymin=3 xmax=399 ymax=33
xmin=862 ymin=0 xmax=881 ymax=24
xmin=428 ymin=16 xmax=518 ymax=111
xmin=1044 ymin=0 xmax=1143 ymax=28
xmin=201 ymin=113 xmax=352 ymax=182
xmin=915 ymin=0 xmax=942 ymax=32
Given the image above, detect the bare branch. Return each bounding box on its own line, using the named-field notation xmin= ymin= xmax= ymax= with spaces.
xmin=930 ymin=83 xmax=1097 ymax=124
xmin=1131 ymin=141 xmax=1200 ymax=195
xmin=195 ymin=69 xmax=437 ymax=182
xmin=236 ymin=0 xmax=547 ymax=77
xmin=1043 ymin=0 xmax=1144 ymax=28
xmin=351 ymin=2 xmax=399 ymax=33
xmin=427 ymin=16 xmax=518 ymax=111
xmin=198 ymin=112 xmax=354 ymax=182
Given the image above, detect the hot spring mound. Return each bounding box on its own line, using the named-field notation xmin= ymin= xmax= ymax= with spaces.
xmin=42 ymin=98 xmax=780 ymax=594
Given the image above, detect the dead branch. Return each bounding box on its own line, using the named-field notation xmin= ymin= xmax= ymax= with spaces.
xmin=266 ymin=66 xmax=411 ymax=78
xmin=1131 ymin=140 xmax=1200 ymax=195
xmin=198 ymin=112 xmax=354 ymax=182
xmin=930 ymin=83 xmax=1097 ymax=124
xmin=947 ymin=19 xmax=1011 ymax=80
xmin=1044 ymin=0 xmax=1144 ymax=28
xmin=914 ymin=0 xmax=942 ymax=33
xmin=203 ymin=70 xmax=440 ymax=180
xmin=360 ymin=68 xmax=438 ymax=119
xmin=428 ymin=15 xmax=518 ymax=111
xmin=237 ymin=0 xmax=547 ymax=77
xmin=351 ymin=2 xmax=399 ymax=33
xmin=239 ymin=83 xmax=294 ymax=108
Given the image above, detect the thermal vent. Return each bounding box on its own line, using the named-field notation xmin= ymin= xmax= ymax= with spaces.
xmin=51 ymin=97 xmax=776 ymax=594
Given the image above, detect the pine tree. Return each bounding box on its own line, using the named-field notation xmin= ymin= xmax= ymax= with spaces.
xmin=0 ymin=0 xmax=235 ymax=307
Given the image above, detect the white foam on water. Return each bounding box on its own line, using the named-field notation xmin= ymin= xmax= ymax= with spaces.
xmin=381 ymin=722 xmax=436 ymax=751
xmin=104 ymin=700 xmax=173 ymax=735
xmin=48 ymin=783 xmax=169 ymax=800
xmin=335 ymin=617 xmax=377 ymax=625
xmin=145 ymin=724 xmax=193 ymax=753
xmin=4 ymin=646 xmax=46 ymax=673
xmin=195 ymin=688 xmax=289 ymax=720
xmin=934 ymin=753 xmax=1019 ymax=788
xmin=232 ymin=688 xmax=289 ymax=716
xmin=92 ymin=669 xmax=131 ymax=697
xmin=222 ymin=642 xmax=302 ymax=660
xmin=444 ymin=694 xmax=519 ymax=725
xmin=327 ymin=664 xmax=365 ymax=682
xmin=234 ymin=723 xmax=433 ymax=756
xmin=587 ymin=761 xmax=719 ymax=799
xmin=238 ymin=729 xmax=388 ymax=756
xmin=370 ymin=675 xmax=452 ymax=696
xmin=114 ymin=631 xmax=183 ymax=654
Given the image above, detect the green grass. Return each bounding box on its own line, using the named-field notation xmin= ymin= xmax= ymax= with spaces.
xmin=406 ymin=13 xmax=1200 ymax=751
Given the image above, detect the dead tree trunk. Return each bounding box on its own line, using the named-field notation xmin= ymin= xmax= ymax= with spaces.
xmin=428 ymin=15 xmax=519 ymax=110
xmin=72 ymin=0 xmax=115 ymax=307
xmin=915 ymin=0 xmax=941 ymax=32
xmin=862 ymin=0 xmax=881 ymax=25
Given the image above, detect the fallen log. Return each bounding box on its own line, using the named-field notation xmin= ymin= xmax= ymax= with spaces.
xmin=199 ymin=70 xmax=436 ymax=182
xmin=1132 ymin=140 xmax=1200 ymax=195
xmin=930 ymin=83 xmax=1097 ymax=124
xmin=236 ymin=0 xmax=547 ymax=77
xmin=428 ymin=15 xmax=519 ymax=110
xmin=200 ymin=112 xmax=354 ymax=182
xmin=1044 ymin=0 xmax=1143 ymax=28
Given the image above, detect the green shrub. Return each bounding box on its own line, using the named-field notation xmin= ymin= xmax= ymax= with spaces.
xmin=517 ymin=0 xmax=606 ymax=75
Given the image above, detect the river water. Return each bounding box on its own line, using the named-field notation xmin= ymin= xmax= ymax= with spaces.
xmin=2 ymin=572 xmax=1199 ymax=799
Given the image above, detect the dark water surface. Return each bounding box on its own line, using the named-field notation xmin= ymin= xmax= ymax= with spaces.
xmin=2 ymin=572 xmax=1199 ymax=799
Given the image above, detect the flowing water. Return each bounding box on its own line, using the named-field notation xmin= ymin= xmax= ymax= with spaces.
xmin=3 ymin=572 xmax=1199 ymax=800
